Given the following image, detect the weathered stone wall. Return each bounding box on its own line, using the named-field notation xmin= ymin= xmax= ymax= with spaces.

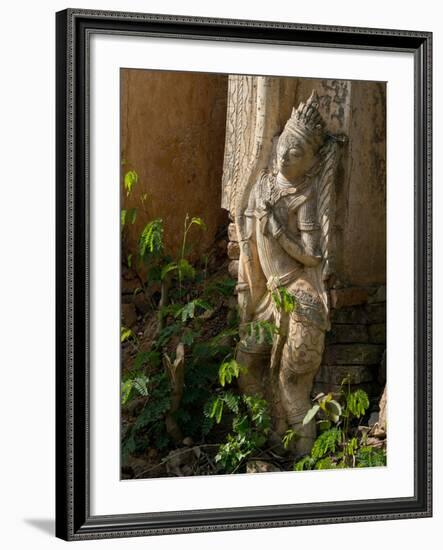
xmin=121 ymin=69 xmax=229 ymax=261
xmin=314 ymin=285 xmax=386 ymax=400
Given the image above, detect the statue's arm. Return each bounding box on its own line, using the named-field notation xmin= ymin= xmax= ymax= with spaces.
xmin=265 ymin=195 xmax=321 ymax=267
xmin=276 ymin=229 xmax=321 ymax=267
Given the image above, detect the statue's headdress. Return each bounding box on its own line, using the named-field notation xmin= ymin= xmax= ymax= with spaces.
xmin=283 ymin=90 xmax=326 ymax=149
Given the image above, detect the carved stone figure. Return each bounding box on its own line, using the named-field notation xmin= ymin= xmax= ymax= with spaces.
xmin=231 ymin=90 xmax=341 ymax=456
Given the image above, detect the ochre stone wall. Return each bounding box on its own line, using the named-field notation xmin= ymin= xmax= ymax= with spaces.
xmin=121 ymin=69 xmax=229 ymax=262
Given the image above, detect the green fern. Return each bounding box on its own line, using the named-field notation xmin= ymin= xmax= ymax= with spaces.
xmin=314 ymin=457 xmax=337 ymax=470
xmin=311 ymin=427 xmax=342 ymax=459
xmin=356 ymin=446 xmax=387 ymax=467
xmin=218 ymin=359 xmax=246 ymax=387
xmin=139 ymin=218 xmax=164 ymax=258
xmin=223 ymin=391 xmax=240 ymax=414
xmin=124 ymin=170 xmax=138 ymax=196
xmin=246 ymin=320 xmax=279 ymax=345
xmin=282 ymin=428 xmax=297 ymax=450
xmin=272 ymin=288 xmax=298 ymax=313
xmin=294 ymin=455 xmax=316 ymax=471
xmin=346 ymin=389 xmax=370 ymax=418
xmin=174 ymin=299 xmax=211 ymax=324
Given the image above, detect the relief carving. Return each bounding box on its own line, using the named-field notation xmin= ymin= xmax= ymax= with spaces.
xmin=222 ymin=83 xmax=345 ymax=455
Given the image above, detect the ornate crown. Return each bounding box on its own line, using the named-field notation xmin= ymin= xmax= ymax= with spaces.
xmin=284 ymin=90 xmax=326 ymax=148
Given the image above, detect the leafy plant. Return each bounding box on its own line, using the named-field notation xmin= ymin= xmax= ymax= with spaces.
xmin=120 ymin=170 xmax=278 ymax=476
xmin=121 ymin=373 xmax=150 ymax=405
xmin=206 ymin=393 xmax=271 ymax=473
xmin=294 ymin=381 xmax=386 ymax=471
xmin=218 ymin=359 xmax=247 ymax=387
xmin=282 ymin=428 xmax=297 ymax=450
xmin=124 ymin=169 xmax=138 ymax=196
xmin=246 ymin=319 xmax=279 ymax=345
xmin=272 ymin=287 xmax=298 ymax=313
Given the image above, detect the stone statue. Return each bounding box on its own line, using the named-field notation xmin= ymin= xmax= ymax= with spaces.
xmin=233 ymin=90 xmax=340 ymax=456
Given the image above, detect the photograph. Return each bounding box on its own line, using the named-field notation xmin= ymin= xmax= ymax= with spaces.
xmin=119 ymin=69 xmax=387 ymax=480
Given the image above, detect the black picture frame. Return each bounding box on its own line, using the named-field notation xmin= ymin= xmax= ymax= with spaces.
xmin=55 ymin=8 xmax=432 ymax=541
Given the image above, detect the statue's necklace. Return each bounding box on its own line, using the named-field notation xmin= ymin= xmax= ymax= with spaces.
xmin=267 ymin=173 xmax=309 ymax=206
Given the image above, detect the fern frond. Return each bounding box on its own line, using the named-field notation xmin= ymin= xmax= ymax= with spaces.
xmin=311 ymin=427 xmax=342 ymax=459
xmin=139 ymin=218 xmax=164 ymax=258
xmin=346 ymin=388 xmax=370 ymax=418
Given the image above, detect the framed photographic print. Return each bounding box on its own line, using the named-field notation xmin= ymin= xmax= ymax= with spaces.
xmin=55 ymin=8 xmax=432 ymax=541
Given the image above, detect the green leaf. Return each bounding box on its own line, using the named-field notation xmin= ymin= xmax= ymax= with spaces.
xmin=294 ymin=455 xmax=316 ymax=471
xmin=174 ymin=299 xmax=211 ymax=324
xmin=346 ymin=389 xmax=370 ymax=418
xmin=120 ymin=326 xmax=135 ymax=343
xmin=161 ymin=262 xmax=178 ymax=280
xmin=132 ymin=375 xmax=149 ymax=397
xmin=317 ymin=419 xmax=332 ymax=432
xmin=345 ymin=437 xmax=358 ymax=457
xmin=303 ymin=404 xmax=320 ymax=425
xmin=272 ymin=288 xmax=297 ymax=313
xmin=121 ymin=380 xmax=133 ymax=405
xmin=189 ymin=216 xmax=207 ymax=231
xmin=209 ymin=398 xmax=224 ymax=424
xmin=121 ymin=209 xmax=127 ymax=228
xmin=218 ymin=359 xmax=246 ymax=387
xmin=311 ymin=427 xmax=342 ymax=459
xmin=124 ymin=170 xmax=138 ymax=196
xmin=324 ymin=399 xmax=342 ymax=423
xmin=356 ymin=446 xmax=387 ymax=468
xmin=223 ymin=391 xmax=240 ymax=414
xmin=127 ymin=207 xmax=137 ymax=224
xmin=181 ymin=329 xmax=197 ymax=347
xmin=246 ymin=320 xmax=279 ymax=345
xmin=139 ymin=219 xmax=163 ymax=258
xmin=282 ymin=428 xmax=297 ymax=449
xmin=314 ymin=457 xmax=336 ymax=470
xmin=178 ymin=258 xmax=196 ymax=280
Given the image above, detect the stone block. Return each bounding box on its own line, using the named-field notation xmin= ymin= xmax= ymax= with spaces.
xmin=368 ymin=285 xmax=386 ymax=304
xmin=366 ymin=303 xmax=386 ymax=324
xmin=323 ymin=343 xmax=384 ymax=365
xmin=326 ymin=324 xmax=369 ymax=344
xmin=368 ymin=323 xmax=386 ymax=344
xmin=227 ymin=241 xmax=240 ymax=260
xmin=330 ymin=287 xmax=368 ymax=309
xmin=331 ymin=306 xmax=369 ymax=325
xmin=227 ymin=222 xmax=238 ymax=242
xmin=316 ymin=365 xmax=374 ymax=385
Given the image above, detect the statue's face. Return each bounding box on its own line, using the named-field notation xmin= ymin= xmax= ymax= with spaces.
xmin=276 ymin=131 xmax=317 ymax=182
